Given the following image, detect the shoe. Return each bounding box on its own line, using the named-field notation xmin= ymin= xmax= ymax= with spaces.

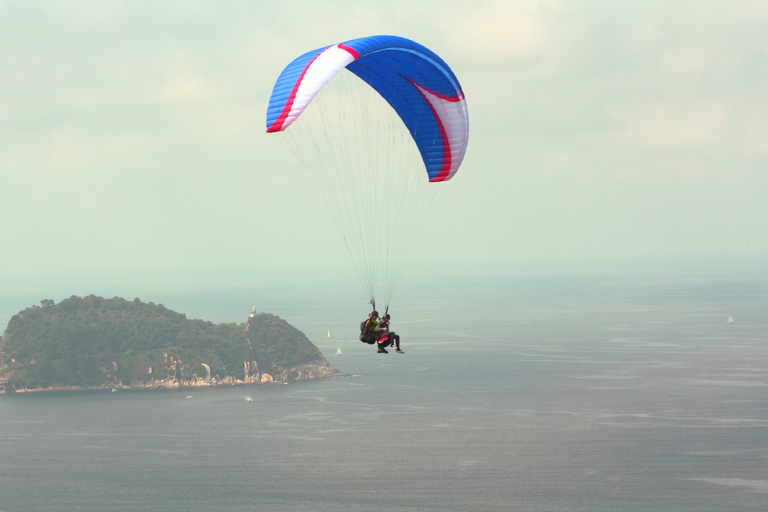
xmin=396 ymin=349 xmax=404 ymax=354
xmin=377 ymin=348 xmax=388 ymax=354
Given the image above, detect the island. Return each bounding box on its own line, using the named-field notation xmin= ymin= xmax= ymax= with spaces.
xmin=0 ymin=295 xmax=346 ymax=394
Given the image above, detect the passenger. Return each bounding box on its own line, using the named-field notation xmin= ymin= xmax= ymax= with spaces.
xmin=375 ymin=314 xmax=403 ymax=354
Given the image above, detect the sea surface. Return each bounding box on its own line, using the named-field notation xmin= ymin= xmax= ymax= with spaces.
xmin=1 ymin=264 xmax=767 ymax=511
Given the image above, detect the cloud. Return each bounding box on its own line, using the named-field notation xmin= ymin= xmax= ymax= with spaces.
xmin=442 ymin=0 xmax=552 ymax=64
xmin=741 ymin=105 xmax=768 ymax=155
xmin=608 ymin=101 xmax=729 ymax=150
xmin=160 ymin=76 xmax=213 ymax=103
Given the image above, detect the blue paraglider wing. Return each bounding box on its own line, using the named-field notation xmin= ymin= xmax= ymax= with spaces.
xmin=266 ymin=35 xmax=468 ymax=182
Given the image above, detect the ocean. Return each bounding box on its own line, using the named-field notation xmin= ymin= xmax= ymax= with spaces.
xmin=1 ymin=264 xmax=767 ymax=511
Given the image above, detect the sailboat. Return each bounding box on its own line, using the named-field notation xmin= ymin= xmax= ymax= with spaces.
xmin=335 ymin=347 xmax=342 ymax=356
xmin=327 ymin=330 xmax=331 ymax=338
xmin=727 ymin=315 xmax=733 ymax=323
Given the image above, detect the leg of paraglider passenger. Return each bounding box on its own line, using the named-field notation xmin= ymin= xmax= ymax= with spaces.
xmin=393 ymin=333 xmax=403 ymax=353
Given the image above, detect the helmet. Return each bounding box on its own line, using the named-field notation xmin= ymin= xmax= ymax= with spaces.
xmin=371 ymin=310 xmax=379 ymax=317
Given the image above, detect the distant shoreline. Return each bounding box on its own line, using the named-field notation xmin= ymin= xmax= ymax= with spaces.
xmin=2 ymin=363 xmax=349 ymax=395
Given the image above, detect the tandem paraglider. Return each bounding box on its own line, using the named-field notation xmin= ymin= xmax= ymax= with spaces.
xmin=266 ymin=35 xmax=469 ymax=352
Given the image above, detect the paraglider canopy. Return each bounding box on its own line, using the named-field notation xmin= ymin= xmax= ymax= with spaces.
xmin=266 ymin=35 xmax=468 ymax=308
xmin=266 ymin=35 xmax=469 ymax=182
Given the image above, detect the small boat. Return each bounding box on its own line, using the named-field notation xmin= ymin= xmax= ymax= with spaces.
xmin=727 ymin=315 xmax=733 ymax=323
xmin=335 ymin=346 xmax=342 ymax=355
xmin=327 ymin=330 xmax=331 ymax=338
xmin=244 ymin=395 xmax=254 ymax=402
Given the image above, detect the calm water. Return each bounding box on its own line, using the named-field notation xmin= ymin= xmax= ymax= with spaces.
xmin=1 ymin=267 xmax=767 ymax=511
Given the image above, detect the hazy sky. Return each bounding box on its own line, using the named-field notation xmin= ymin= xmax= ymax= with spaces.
xmin=2 ymin=0 xmax=767 ymax=280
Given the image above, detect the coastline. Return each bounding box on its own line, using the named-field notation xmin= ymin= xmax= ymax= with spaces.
xmin=2 ymin=361 xmax=349 ymax=395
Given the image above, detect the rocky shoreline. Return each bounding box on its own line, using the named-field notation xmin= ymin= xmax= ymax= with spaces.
xmin=5 ymin=361 xmax=348 ymax=394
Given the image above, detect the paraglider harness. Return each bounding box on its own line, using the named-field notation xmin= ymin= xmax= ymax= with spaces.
xmin=359 ymin=301 xmax=384 ymax=345
xmin=359 ymin=319 xmax=377 ymax=344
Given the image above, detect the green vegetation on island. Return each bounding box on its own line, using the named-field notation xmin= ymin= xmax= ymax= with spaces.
xmin=0 ymin=295 xmax=342 ymax=393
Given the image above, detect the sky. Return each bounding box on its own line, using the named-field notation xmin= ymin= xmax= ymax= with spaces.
xmin=2 ymin=0 xmax=767 ymax=285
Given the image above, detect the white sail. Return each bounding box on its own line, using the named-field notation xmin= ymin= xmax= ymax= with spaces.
xmin=327 ymin=330 xmax=331 ymax=338
xmin=335 ymin=347 xmax=342 ymax=355
xmin=727 ymin=315 xmax=733 ymax=323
